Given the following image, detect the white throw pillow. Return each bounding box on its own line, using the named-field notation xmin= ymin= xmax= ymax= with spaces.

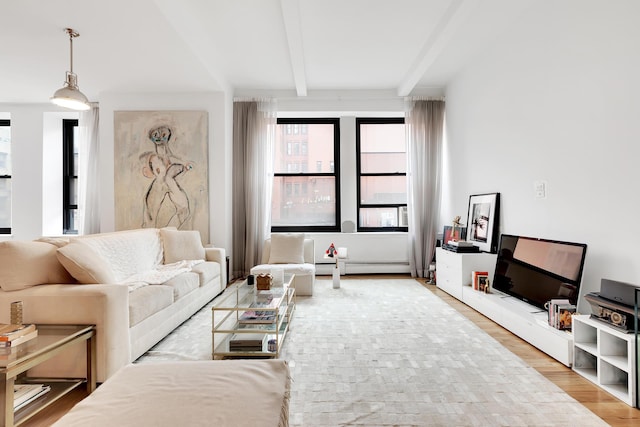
xmin=160 ymin=229 xmax=205 ymax=264
xmin=268 ymin=233 xmax=305 ymax=264
xmin=0 ymin=241 xmax=75 ymax=291
xmin=57 ymin=241 xmax=117 ymax=284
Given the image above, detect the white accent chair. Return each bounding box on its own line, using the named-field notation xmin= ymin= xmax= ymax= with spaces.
xmin=250 ymin=235 xmax=316 ymax=296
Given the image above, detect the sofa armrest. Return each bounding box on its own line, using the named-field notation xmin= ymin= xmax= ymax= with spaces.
xmin=0 ymin=284 xmax=130 ymax=382
xmin=205 ymin=247 xmax=226 ymax=287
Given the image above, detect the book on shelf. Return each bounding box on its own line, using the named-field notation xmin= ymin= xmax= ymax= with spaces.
xmin=14 ymin=384 xmax=51 ymax=411
xmin=229 ymin=333 xmax=266 ymax=351
xmin=442 ymin=243 xmax=479 ymax=253
xmin=0 ymin=329 xmax=38 ymax=348
xmin=447 ymin=240 xmax=475 ymax=247
xmin=239 ymin=310 xmax=276 ymax=324
xmin=546 ymin=299 xmax=572 ymax=329
xmin=0 ymin=324 xmax=37 ymax=342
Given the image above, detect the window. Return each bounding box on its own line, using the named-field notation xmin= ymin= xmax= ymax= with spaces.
xmin=63 ymin=119 xmax=79 ymax=234
xmin=272 ymin=118 xmax=340 ymax=232
xmin=0 ymin=119 xmax=11 ymax=234
xmin=356 ymin=118 xmax=407 ymax=231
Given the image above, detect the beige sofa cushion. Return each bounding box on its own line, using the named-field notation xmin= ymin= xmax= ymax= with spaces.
xmin=128 ymin=285 xmax=174 ymax=327
xmin=57 ymin=241 xmax=117 ymax=284
xmin=268 ymin=233 xmax=305 ymax=264
xmin=160 ymin=229 xmax=205 ymax=264
xmin=162 ymin=272 xmax=199 ymax=301
xmin=0 ymin=241 xmax=75 ymax=291
xmin=191 ymin=262 xmax=221 ymax=287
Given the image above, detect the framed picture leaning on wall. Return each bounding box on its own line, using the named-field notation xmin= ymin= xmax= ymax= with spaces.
xmin=465 ymin=192 xmax=500 ymax=253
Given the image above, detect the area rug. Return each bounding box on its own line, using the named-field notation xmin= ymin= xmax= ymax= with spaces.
xmin=136 ymin=278 xmax=607 ymax=426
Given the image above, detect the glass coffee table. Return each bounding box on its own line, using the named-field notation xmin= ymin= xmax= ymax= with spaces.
xmin=212 ymin=274 xmax=295 ymax=359
xmin=0 ymin=324 xmax=96 ymax=427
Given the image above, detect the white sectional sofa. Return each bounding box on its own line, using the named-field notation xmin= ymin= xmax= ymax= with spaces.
xmin=0 ymin=227 xmax=226 ymax=382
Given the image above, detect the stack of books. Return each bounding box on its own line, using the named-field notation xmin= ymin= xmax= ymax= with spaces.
xmin=547 ymin=299 xmax=576 ymax=330
xmin=0 ymin=324 xmax=37 ymax=348
xmin=229 ymin=333 xmax=266 ymax=352
xmin=14 ymin=384 xmax=51 ymax=411
xmin=442 ymin=240 xmax=479 ymax=253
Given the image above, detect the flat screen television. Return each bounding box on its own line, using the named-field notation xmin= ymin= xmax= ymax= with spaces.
xmin=493 ymin=234 xmax=588 ymax=310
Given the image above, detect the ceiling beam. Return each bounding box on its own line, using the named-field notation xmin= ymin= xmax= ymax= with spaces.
xmin=397 ymin=0 xmax=475 ymax=97
xmin=280 ymin=0 xmax=307 ymax=97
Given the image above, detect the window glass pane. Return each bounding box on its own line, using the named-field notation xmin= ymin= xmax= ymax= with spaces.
xmin=275 ymin=124 xmax=334 ymax=173
xmin=360 ymin=123 xmax=405 ymax=173
xmin=359 ymin=207 xmax=398 ymax=228
xmin=70 ymin=177 xmax=78 ymax=205
xmin=71 ymin=209 xmax=78 ymax=233
xmin=272 ymin=176 xmax=336 ymax=227
xmin=0 ymin=178 xmax=11 ymax=228
xmin=360 ymin=175 xmax=407 ymax=204
xmin=0 ymin=125 xmax=10 ymax=175
xmin=73 ymin=126 xmax=79 ymax=176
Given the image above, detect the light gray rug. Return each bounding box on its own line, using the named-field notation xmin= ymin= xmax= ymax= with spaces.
xmin=137 ymin=278 xmax=608 ymax=426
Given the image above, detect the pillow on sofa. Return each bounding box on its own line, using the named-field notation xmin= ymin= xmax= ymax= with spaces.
xmin=268 ymin=233 xmax=305 ymax=264
xmin=0 ymin=241 xmax=75 ymax=291
xmin=57 ymin=241 xmax=117 ymax=284
xmin=160 ymin=229 xmax=205 ymax=264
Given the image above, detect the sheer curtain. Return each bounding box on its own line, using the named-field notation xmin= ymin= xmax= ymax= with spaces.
xmin=78 ymin=103 xmax=100 ymax=235
xmin=232 ymin=100 xmax=276 ymax=278
xmin=406 ymin=99 xmax=446 ymax=277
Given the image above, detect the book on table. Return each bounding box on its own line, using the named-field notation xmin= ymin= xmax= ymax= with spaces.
xmin=0 ymin=329 xmax=38 ymax=348
xmin=229 ymin=333 xmax=266 ymax=351
xmin=0 ymin=324 xmax=37 ymax=346
xmin=239 ymin=310 xmax=276 ymax=324
xmin=14 ymin=384 xmax=51 ymax=411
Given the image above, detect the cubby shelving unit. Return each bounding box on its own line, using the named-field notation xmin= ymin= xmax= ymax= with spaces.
xmin=572 ymin=314 xmax=636 ymax=407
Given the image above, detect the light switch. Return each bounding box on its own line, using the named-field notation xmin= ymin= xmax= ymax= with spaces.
xmin=534 ymin=181 xmax=547 ymax=199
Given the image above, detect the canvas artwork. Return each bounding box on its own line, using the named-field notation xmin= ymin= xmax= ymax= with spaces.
xmin=465 ymin=193 xmax=500 ymax=253
xmin=114 ymin=111 xmax=209 ymax=243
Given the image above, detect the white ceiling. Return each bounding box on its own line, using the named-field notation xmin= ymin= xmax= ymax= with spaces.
xmin=0 ymin=0 xmax=536 ymax=104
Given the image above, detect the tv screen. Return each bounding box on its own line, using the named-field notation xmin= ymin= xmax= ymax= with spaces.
xmin=493 ymin=234 xmax=587 ymax=310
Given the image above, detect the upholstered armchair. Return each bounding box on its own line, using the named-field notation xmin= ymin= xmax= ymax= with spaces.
xmin=250 ymin=234 xmax=316 ymax=296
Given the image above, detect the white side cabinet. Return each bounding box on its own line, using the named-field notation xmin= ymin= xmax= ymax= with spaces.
xmin=573 ymin=314 xmax=636 ymax=407
xmin=435 ymin=247 xmax=496 ymax=300
xmin=435 ymin=247 xmax=574 ymax=367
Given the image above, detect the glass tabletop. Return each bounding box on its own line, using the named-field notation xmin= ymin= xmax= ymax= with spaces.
xmin=0 ymin=325 xmax=94 ymax=370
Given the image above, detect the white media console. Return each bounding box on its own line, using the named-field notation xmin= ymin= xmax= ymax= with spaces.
xmin=435 ymin=247 xmax=574 ymax=367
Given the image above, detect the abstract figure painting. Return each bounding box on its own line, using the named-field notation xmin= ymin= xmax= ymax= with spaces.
xmin=114 ymin=111 xmax=209 ymax=243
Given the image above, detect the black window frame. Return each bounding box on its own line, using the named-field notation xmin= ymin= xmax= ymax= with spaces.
xmin=272 ymin=118 xmax=341 ymax=233
xmin=0 ymin=119 xmax=10 ymax=235
xmin=356 ymin=117 xmax=408 ymax=232
xmin=63 ymin=119 xmax=78 ymax=234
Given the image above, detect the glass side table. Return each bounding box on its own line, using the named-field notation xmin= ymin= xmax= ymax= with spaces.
xmin=0 ymin=324 xmax=96 ymax=427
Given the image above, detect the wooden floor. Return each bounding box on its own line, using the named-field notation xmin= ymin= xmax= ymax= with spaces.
xmin=418 ymin=278 xmax=640 ymax=427
xmin=22 ymin=274 xmax=640 ymax=426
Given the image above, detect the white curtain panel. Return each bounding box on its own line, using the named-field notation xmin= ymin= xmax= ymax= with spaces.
xmin=232 ymin=100 xmax=276 ymax=278
xmin=78 ymin=103 xmax=100 ymax=235
xmin=405 ymin=99 xmax=445 ymax=277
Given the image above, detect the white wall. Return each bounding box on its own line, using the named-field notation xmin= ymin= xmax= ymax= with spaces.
xmin=443 ymin=0 xmax=640 ymax=312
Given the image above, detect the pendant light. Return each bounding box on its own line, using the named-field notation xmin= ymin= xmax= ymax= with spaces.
xmin=50 ymin=28 xmax=90 ymax=111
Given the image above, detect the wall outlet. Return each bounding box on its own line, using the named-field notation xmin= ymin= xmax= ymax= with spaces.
xmin=534 ymin=181 xmax=547 ymax=199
